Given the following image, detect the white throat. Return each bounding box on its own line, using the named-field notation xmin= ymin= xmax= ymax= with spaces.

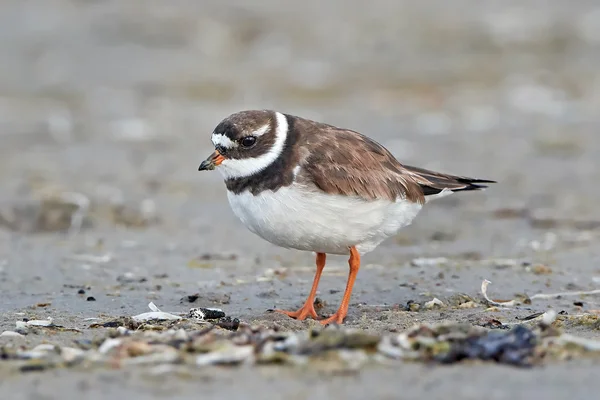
xmin=216 ymin=112 xmax=288 ymax=180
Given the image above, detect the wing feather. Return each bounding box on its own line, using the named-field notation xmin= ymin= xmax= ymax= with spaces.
xmin=294 ymin=119 xmax=495 ymax=203
xmin=298 ymin=125 xmax=426 ymax=203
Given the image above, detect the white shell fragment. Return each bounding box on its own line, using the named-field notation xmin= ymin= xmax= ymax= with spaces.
xmin=98 ymin=338 xmax=123 ymax=354
xmin=424 ymin=298 xmax=445 ymax=309
xmin=66 ymin=253 xmax=113 ymax=264
xmin=60 ymin=347 xmax=86 ymax=363
xmin=32 ymin=344 xmax=57 ymax=352
xmin=481 ymin=279 xmax=517 ymax=307
xmin=410 ymin=257 xmax=449 ymax=267
xmin=26 ymin=318 xmax=54 ymax=327
xmin=131 ymin=302 xmax=182 ymax=322
xmin=196 ymin=345 xmax=254 ymax=367
xmin=556 ymin=334 xmax=600 ymax=352
xmin=121 ymin=349 xmax=180 ymax=366
xmin=377 ymin=336 xmax=405 ymax=359
xmin=131 ymin=312 xmax=182 ymax=322
xmin=116 ymin=326 xmax=131 ymax=336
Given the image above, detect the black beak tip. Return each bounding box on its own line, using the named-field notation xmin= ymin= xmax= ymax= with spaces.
xmin=198 ymin=161 xmax=213 ymax=171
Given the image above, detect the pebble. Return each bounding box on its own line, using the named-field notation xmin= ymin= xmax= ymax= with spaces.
xmin=0 ymin=331 xmax=24 ymax=338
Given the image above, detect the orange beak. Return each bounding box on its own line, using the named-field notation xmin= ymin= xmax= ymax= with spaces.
xmin=198 ymin=150 xmax=225 ymax=171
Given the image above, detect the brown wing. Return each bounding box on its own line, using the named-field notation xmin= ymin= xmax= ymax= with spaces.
xmin=296 ymin=120 xmax=495 ymax=204
xmin=297 ymin=124 xmax=427 ymax=203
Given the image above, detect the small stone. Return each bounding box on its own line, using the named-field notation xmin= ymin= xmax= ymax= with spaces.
xmin=201 ymin=308 xmax=226 ymax=320
xmin=459 ymin=301 xmax=478 ymax=309
xmin=1 ymin=331 xmax=24 ymax=338
xmin=406 ymin=300 xmax=420 ymax=312
xmin=216 ymin=317 xmax=240 ymax=331
xmin=188 ymin=308 xmax=205 ymax=320
xmin=184 ymin=294 xmax=199 ymax=303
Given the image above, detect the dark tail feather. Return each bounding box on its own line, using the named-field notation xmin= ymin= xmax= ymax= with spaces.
xmin=446 ymin=177 xmax=496 ymax=192
xmin=403 ymin=165 xmax=496 ymax=196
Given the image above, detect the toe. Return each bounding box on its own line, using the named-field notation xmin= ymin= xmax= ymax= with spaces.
xmin=319 ymin=313 xmax=345 ymax=325
xmin=274 ymin=309 xmax=300 ymax=318
xmin=274 ymin=306 xmax=318 ymax=321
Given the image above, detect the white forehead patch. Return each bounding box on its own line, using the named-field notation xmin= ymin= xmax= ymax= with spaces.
xmin=217 ymin=112 xmax=288 ymax=180
xmin=211 ymin=122 xmax=270 ymax=149
xmin=252 ymin=123 xmax=271 ymax=137
xmin=212 ymin=133 xmax=238 ymax=149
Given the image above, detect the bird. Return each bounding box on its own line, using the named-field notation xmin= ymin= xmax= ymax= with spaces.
xmin=198 ymin=110 xmax=495 ymax=325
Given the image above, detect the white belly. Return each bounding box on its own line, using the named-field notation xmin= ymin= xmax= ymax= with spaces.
xmin=226 ymin=184 xmax=422 ymax=255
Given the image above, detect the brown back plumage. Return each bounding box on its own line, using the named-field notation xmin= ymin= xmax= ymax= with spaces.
xmin=293 ymin=116 xmax=495 ymax=204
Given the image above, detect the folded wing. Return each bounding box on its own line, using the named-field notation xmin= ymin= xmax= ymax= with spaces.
xmin=298 ymin=121 xmax=495 ymax=204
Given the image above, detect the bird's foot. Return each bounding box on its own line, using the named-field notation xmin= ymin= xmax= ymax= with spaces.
xmin=274 ymin=303 xmax=318 ymax=321
xmin=319 ymin=310 xmax=346 ymax=325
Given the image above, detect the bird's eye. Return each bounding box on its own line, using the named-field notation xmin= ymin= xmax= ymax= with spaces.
xmin=241 ymin=136 xmax=256 ymax=147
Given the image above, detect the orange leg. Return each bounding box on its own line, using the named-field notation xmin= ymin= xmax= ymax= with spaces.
xmin=275 ymin=253 xmax=326 ymax=320
xmin=320 ymin=246 xmax=360 ymax=325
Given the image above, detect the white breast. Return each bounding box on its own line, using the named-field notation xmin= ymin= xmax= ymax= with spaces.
xmin=226 ymin=184 xmax=422 ymax=255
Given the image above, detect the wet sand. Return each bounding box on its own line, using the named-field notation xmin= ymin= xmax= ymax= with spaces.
xmin=1 ymin=1 xmax=600 ymax=398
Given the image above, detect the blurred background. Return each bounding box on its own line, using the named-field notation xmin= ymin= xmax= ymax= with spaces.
xmin=1 ymin=0 xmax=599 ymax=306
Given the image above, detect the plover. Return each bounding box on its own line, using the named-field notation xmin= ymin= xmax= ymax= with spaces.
xmin=199 ymin=110 xmax=495 ymax=324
